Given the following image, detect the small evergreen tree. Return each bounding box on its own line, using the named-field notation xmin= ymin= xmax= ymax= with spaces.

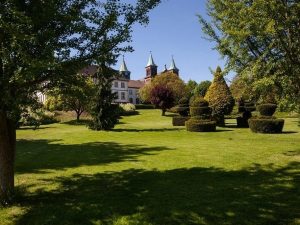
xmin=89 ymin=65 xmax=119 ymax=130
xmin=205 ymin=67 xmax=235 ymax=126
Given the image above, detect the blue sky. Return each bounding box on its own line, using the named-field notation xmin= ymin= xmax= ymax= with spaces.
xmin=116 ymin=0 xmax=229 ymax=83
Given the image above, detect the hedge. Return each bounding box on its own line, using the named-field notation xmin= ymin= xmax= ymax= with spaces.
xmin=172 ymin=116 xmax=190 ymax=126
xmin=257 ymin=104 xmax=277 ymax=116
xmin=248 ymin=118 xmax=284 ymax=133
xmin=190 ymin=107 xmax=211 ymax=116
xmin=186 ymin=119 xmax=216 ymax=132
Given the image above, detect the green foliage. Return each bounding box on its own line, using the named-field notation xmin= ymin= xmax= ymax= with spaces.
xmin=190 ymin=96 xmax=209 ymax=107
xmin=199 ymin=0 xmax=300 ymax=109
xmin=190 ymin=107 xmax=211 ymax=117
xmin=185 ymin=80 xmax=198 ymax=98
xmin=44 ymin=96 xmax=63 ymax=112
xmin=258 ymin=104 xmax=277 ymax=117
xmin=89 ymin=66 xmax=119 ymax=130
xmin=186 ymin=119 xmax=216 ymax=132
xmin=204 ymin=67 xmax=235 ymax=116
xmin=248 ymin=118 xmax=284 ymax=133
xmin=194 ymin=80 xmax=212 ymax=97
xmin=19 ymin=109 xmax=58 ymax=128
xmin=119 ymin=103 xmax=137 ymax=116
xmin=46 ymin=76 xmax=96 ymax=121
xmin=186 ymin=96 xmax=216 ymax=132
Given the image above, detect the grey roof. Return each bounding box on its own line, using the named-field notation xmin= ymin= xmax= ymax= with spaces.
xmin=168 ymin=56 xmax=178 ymax=70
xmin=146 ymin=52 xmax=157 ymax=67
xmin=119 ymin=56 xmax=129 ymax=72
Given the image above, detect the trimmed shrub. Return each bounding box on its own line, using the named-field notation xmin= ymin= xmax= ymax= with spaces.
xmin=175 ymin=106 xmax=189 ymax=116
xmin=186 ymin=97 xmax=216 ymax=132
xmin=119 ymin=103 xmax=138 ymax=116
xmin=248 ymin=118 xmax=284 ymax=133
xmin=186 ymin=119 xmax=216 ymax=132
xmin=204 ymin=67 xmax=235 ymax=122
xmin=236 ymin=111 xmax=252 ymax=128
xmin=190 ymin=107 xmax=211 ymax=116
xmin=190 ymin=97 xmax=209 ymax=107
xmin=258 ymin=104 xmax=277 ymax=116
xmin=172 ymin=116 xmax=190 ymax=126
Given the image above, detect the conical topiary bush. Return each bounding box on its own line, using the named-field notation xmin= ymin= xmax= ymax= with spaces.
xmin=204 ymin=66 xmax=235 ymax=126
xmin=185 ymin=97 xmax=216 ymax=132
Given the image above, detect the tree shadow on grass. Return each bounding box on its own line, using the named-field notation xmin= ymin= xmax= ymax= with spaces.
xmin=16 ymin=140 xmax=173 ymax=174
xmin=15 ymin=162 xmax=300 ymax=225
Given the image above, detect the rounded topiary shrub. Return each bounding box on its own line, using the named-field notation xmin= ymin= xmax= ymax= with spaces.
xmin=236 ymin=111 xmax=252 ymax=128
xmin=248 ymin=118 xmax=284 ymax=133
xmin=186 ymin=97 xmax=216 ymax=132
xmin=248 ymin=102 xmax=284 ymax=133
xmin=257 ymin=104 xmax=277 ymax=116
xmin=186 ymin=119 xmax=216 ymax=132
xmin=173 ymin=116 xmax=190 ymax=126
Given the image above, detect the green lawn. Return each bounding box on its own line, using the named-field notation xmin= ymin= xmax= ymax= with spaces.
xmin=1 ymin=109 xmax=300 ymax=225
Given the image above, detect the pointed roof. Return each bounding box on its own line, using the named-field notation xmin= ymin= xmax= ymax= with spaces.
xmin=168 ymin=56 xmax=178 ymax=71
xmin=119 ymin=56 xmax=129 ymax=72
xmin=146 ymin=52 xmax=157 ymax=67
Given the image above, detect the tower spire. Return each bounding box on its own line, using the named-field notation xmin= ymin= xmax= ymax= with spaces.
xmin=119 ymin=55 xmax=130 ymax=79
xmin=146 ymin=51 xmax=157 ymax=67
xmin=119 ymin=55 xmax=129 ymax=72
xmin=168 ymin=55 xmax=179 ymax=75
xmin=145 ymin=51 xmax=158 ymax=78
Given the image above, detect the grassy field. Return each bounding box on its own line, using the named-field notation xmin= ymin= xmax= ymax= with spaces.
xmin=1 ymin=109 xmax=300 ymax=225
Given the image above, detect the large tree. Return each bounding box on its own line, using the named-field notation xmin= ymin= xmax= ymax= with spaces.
xmin=0 ymin=0 xmax=160 ymax=204
xmin=140 ymin=72 xmax=187 ymax=104
xmin=199 ymin=0 xmax=300 ymax=109
xmin=150 ymin=85 xmax=175 ymax=116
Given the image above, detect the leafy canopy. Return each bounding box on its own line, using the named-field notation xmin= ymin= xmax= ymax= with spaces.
xmin=199 ymin=0 xmax=300 ymax=108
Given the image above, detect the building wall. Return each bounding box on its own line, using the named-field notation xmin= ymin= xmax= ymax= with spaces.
xmin=128 ymin=88 xmax=140 ymax=105
xmin=112 ymin=80 xmax=129 ymax=103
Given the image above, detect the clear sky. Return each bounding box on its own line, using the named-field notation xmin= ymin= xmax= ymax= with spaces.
xmin=115 ymin=0 xmax=228 ymax=83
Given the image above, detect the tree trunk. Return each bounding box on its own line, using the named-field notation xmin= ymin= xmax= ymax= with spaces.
xmin=76 ymin=113 xmax=80 ymax=122
xmin=0 ymin=110 xmax=16 ymax=205
xmin=161 ymin=109 xmax=166 ymax=116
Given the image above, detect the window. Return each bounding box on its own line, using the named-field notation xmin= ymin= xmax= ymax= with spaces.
xmin=121 ymin=82 xmax=125 ymax=88
xmin=129 ymin=98 xmax=133 ymax=103
xmin=114 ymin=82 xmax=118 ymax=88
xmin=129 ymin=89 xmax=133 ymax=95
xmin=121 ymin=92 xmax=125 ymax=100
xmin=136 ymin=98 xmax=140 ymax=104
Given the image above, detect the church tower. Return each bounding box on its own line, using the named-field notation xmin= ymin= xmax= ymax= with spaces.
xmin=119 ymin=56 xmax=131 ymax=80
xmin=168 ymin=56 xmax=179 ymax=75
xmin=145 ymin=52 xmax=158 ymax=78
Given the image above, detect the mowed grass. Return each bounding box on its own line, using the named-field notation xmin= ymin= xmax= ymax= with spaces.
xmin=1 ymin=109 xmax=300 ymax=225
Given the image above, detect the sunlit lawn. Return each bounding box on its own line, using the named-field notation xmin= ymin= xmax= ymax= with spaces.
xmin=1 ymin=109 xmax=300 ymax=225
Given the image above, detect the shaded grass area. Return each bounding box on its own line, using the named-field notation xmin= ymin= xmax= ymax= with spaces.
xmin=16 ymin=163 xmax=300 ymax=225
xmin=1 ymin=109 xmax=300 ymax=225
